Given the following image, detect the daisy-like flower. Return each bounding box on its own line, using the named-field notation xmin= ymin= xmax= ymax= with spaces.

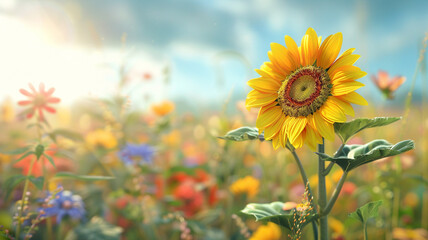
xmin=42 ymin=190 xmax=85 ymax=224
xmin=246 ymin=28 xmax=368 ymax=150
xmin=18 ymin=83 xmax=60 ymax=121
xmin=371 ymin=70 xmax=406 ymax=99
xmin=117 ymin=143 xmax=155 ymax=165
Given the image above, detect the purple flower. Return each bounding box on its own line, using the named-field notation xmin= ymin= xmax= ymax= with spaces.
xmin=118 ymin=143 xmax=155 ymax=165
xmin=42 ymin=190 xmax=85 ymax=224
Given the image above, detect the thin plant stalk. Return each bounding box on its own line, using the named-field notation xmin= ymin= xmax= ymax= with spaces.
xmin=15 ymin=156 xmax=38 ymax=238
xmin=318 ymin=138 xmax=328 ymax=240
xmin=290 ymin=149 xmax=318 ymax=239
xmin=323 ymin=171 xmax=348 ymax=215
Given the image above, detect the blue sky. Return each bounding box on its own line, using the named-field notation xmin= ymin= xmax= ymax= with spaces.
xmin=0 ymin=0 xmax=427 ymax=109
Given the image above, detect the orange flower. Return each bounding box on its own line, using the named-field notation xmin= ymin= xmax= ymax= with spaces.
xmin=371 ymin=70 xmax=406 ymax=99
xmin=151 ymin=100 xmax=174 ymax=116
xmin=18 ymin=83 xmax=60 ymax=120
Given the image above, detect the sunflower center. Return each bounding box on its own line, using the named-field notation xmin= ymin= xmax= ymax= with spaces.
xmin=278 ymin=66 xmax=331 ymax=117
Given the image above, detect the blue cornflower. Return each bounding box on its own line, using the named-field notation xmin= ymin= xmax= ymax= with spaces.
xmin=42 ymin=190 xmax=85 ymax=224
xmin=118 ymin=143 xmax=155 ymax=165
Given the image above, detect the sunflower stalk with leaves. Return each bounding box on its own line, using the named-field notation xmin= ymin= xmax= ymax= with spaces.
xmin=221 ymin=28 xmax=414 ymax=239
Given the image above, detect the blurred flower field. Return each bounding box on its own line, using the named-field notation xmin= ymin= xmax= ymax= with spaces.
xmin=0 ymin=1 xmax=428 ymax=240
xmin=0 ymin=58 xmax=427 ymax=239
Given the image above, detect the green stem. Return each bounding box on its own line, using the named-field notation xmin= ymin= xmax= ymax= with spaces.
xmin=15 ymin=156 xmax=38 ymax=238
xmin=363 ymin=222 xmax=368 ymax=240
xmin=318 ymin=138 xmax=328 ymax=240
xmin=323 ymin=171 xmax=348 ymax=216
xmin=290 ymin=150 xmax=318 ymax=240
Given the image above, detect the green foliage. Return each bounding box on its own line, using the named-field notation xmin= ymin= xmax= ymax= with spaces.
xmin=241 ymin=202 xmax=317 ymax=230
xmin=349 ymin=200 xmax=383 ymax=224
xmin=4 ymin=175 xmax=27 ymax=200
xmin=0 ymin=146 xmax=31 ymax=155
xmin=28 ymin=176 xmax=44 ymax=190
xmin=12 ymin=151 xmax=35 ymax=164
xmin=219 ymin=127 xmax=260 ymax=141
xmin=65 ymin=217 xmax=122 ymax=240
xmin=53 ymin=172 xmax=115 ymax=181
xmin=317 ymin=139 xmax=414 ymax=172
xmin=48 ymin=129 xmax=84 ymax=142
xmin=35 ymin=144 xmax=45 ymax=160
xmin=43 ymin=153 xmax=56 ymax=168
xmin=334 ymin=117 xmax=401 ymax=143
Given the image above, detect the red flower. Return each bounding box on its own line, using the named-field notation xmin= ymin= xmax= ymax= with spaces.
xmin=18 ymin=83 xmax=60 ymax=120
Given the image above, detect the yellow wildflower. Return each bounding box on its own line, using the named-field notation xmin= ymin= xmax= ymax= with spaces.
xmin=250 ymin=222 xmax=281 ymax=240
xmin=85 ymin=129 xmax=117 ymax=149
xmin=151 ymin=100 xmax=175 ymax=116
xmin=230 ymin=176 xmax=260 ymax=198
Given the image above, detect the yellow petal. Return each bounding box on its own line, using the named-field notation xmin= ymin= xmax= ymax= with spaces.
xmin=300 ymin=28 xmax=319 ymax=66
xmin=331 ymin=81 xmax=365 ymax=96
xmin=268 ymin=51 xmax=289 ymax=76
xmin=284 ymin=35 xmax=300 ymax=65
xmin=330 ymin=66 xmax=367 ymax=84
xmin=270 ymin=43 xmax=297 ymax=73
xmin=329 ymin=97 xmax=355 ymax=117
xmin=310 ymin=113 xmax=335 ymax=141
xmin=259 ymin=63 xmax=285 ymax=81
xmin=248 ymin=77 xmax=281 ymax=93
xmin=328 ymin=54 xmax=360 ymax=75
xmin=256 ymin=105 xmax=282 ymax=129
xmin=317 ymin=32 xmax=343 ymax=69
xmin=264 ymin=114 xmax=285 ymax=140
xmin=272 ymin=134 xmax=281 ymax=150
xmin=286 ymin=117 xmax=307 ymax=144
xmin=337 ymin=91 xmax=368 ymax=105
xmin=245 ymin=94 xmax=278 ymax=109
xmin=305 ymin=125 xmax=323 ymax=151
xmin=291 ymin=131 xmax=304 ymax=148
xmin=320 ymin=98 xmax=347 ymax=123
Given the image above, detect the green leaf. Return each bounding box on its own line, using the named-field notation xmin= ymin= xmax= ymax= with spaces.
xmin=54 ymin=172 xmax=115 ymax=181
xmin=349 ymin=200 xmax=383 ymax=223
xmin=35 ymin=144 xmax=45 ymax=160
xmin=334 ymin=117 xmax=401 ymax=143
xmin=43 ymin=154 xmax=56 ymax=168
xmin=65 ymin=217 xmax=122 ymax=240
xmin=317 ymin=139 xmax=414 ymax=172
xmin=4 ymin=175 xmax=27 ymax=200
xmin=48 ymin=129 xmax=84 ymax=142
xmin=219 ymin=127 xmax=261 ymax=141
xmin=28 ymin=176 xmax=44 ymax=190
xmin=241 ymin=202 xmax=317 ymax=230
xmin=0 ymin=146 xmax=31 ymax=155
xmin=12 ymin=151 xmax=35 ymax=164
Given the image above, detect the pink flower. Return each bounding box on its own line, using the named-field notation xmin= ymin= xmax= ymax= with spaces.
xmin=371 ymin=70 xmax=406 ymax=100
xmin=18 ymin=83 xmax=60 ymax=120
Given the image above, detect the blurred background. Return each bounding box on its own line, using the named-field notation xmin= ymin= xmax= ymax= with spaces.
xmin=0 ymin=1 xmax=427 ymax=239
xmin=0 ymin=0 xmax=427 ymax=110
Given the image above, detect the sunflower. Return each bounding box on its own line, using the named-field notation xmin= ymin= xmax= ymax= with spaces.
xmin=246 ymin=28 xmax=367 ymax=150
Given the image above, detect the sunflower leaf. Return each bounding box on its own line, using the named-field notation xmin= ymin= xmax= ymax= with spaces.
xmin=349 ymin=200 xmax=383 ymax=223
xmin=241 ymin=202 xmax=317 ymax=230
xmin=219 ymin=127 xmax=262 ymax=142
xmin=317 ymin=139 xmax=414 ymax=172
xmin=334 ymin=117 xmax=401 ymax=143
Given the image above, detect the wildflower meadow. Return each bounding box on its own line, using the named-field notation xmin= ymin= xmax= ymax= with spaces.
xmin=0 ymin=1 xmax=427 ymax=240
